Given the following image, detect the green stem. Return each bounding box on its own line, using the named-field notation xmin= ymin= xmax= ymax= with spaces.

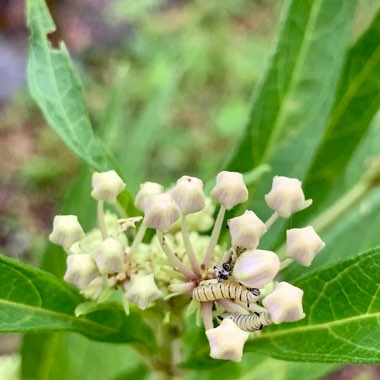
xmin=157 ymin=231 xmax=196 ymax=279
xmin=278 ymin=179 xmax=370 ymax=260
xmin=265 ymin=211 xmax=279 ymax=230
xmin=311 ymin=180 xmax=369 ymax=233
xmin=97 ymin=201 xmax=108 ymax=240
xmin=129 ymin=224 xmax=147 ymax=259
xmin=202 ymin=206 xmax=226 ymax=269
xmin=181 ymin=216 xmax=201 ymax=275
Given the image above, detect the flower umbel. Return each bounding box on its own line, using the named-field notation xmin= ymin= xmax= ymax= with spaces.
xmin=49 ymin=170 xmax=323 ymax=363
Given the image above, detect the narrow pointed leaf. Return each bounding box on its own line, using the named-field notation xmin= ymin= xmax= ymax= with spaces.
xmin=302 ymin=11 xmax=380 ymax=209
xmin=227 ymin=0 xmax=355 ymax=180
xmin=27 ymin=0 xmax=118 ymax=172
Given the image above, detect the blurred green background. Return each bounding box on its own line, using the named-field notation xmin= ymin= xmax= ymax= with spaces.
xmin=0 ymin=0 xmax=379 ymax=379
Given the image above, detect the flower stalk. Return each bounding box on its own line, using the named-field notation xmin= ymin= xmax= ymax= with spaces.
xmin=181 ymin=216 xmax=201 ymax=275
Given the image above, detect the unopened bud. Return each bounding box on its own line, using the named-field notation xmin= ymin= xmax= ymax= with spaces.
xmin=286 ymin=226 xmax=325 ymax=266
xmin=228 ymin=210 xmax=266 ymax=250
xmin=143 ymin=193 xmax=181 ymax=232
xmin=64 ymin=254 xmax=99 ymax=289
xmin=171 ymin=176 xmax=205 ymax=215
xmin=91 ymin=170 xmax=126 ymax=204
xmin=80 ymin=276 xmax=105 ymax=300
xmin=262 ymin=281 xmax=305 ymax=324
xmin=135 ymin=182 xmax=164 ymax=212
xmin=211 ymin=171 xmax=248 ymax=210
xmin=92 ymin=237 xmax=125 ymax=274
xmin=124 ymin=273 xmax=162 ymax=310
xmin=265 ymin=176 xmax=312 ymax=218
xmin=49 ymin=215 xmax=85 ymax=249
xmin=233 ymin=249 xmax=280 ymax=288
xmin=206 ymin=318 xmax=249 ymax=362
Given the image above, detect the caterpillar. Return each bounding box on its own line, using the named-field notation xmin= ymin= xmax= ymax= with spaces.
xmin=192 ymin=282 xmax=260 ymax=306
xmin=214 ymin=246 xmax=247 ymax=282
xmin=219 ymin=312 xmax=272 ymax=332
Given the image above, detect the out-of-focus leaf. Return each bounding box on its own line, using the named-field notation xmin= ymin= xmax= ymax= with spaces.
xmin=247 ymin=248 xmax=380 ymax=363
xmin=99 ymin=66 xmax=130 ymax=146
xmin=0 ymin=254 xmax=155 ymax=346
xmin=27 ymin=0 xmax=119 ymax=172
xmin=182 ymin=330 xmax=336 ymax=379
xmin=238 ymin=355 xmax=336 ymax=380
xmin=21 ymin=333 xmax=149 ymax=380
xmin=301 ymin=11 xmax=380 ymax=210
xmin=118 ymin=71 xmax=181 ymax=193
xmin=283 ymin=114 xmax=380 ymax=279
xmin=227 ymin=0 xmax=355 ymax=180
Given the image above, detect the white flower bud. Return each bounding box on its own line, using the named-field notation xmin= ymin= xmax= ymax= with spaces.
xmin=64 ymin=254 xmax=99 ymax=289
xmin=228 ymin=210 xmax=266 ymax=250
xmin=170 ymin=176 xmax=205 ymax=215
xmin=262 ymin=281 xmax=305 ymax=324
xmin=211 ymin=171 xmax=248 ymax=210
xmin=206 ymin=318 xmax=249 ymax=362
xmin=80 ymin=276 xmax=105 ymax=300
xmin=265 ymin=176 xmax=312 ymax=218
xmin=92 ymin=237 xmax=125 ymax=274
xmin=233 ymin=249 xmax=280 ymax=288
xmin=91 ymin=170 xmax=126 ymax=204
xmin=135 ymin=182 xmax=164 ymax=212
xmin=143 ymin=193 xmax=181 ymax=232
xmin=49 ymin=215 xmax=85 ymax=249
xmin=124 ymin=273 xmax=162 ymax=310
xmin=286 ymin=226 xmax=325 ymax=266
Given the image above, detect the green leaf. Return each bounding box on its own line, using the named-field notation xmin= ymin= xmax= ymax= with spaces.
xmin=27 ymin=0 xmax=118 ymax=172
xmin=248 ymin=247 xmax=380 ymax=363
xmin=302 ymin=11 xmax=380 ymax=209
xmin=21 ymin=333 xmax=150 ymax=380
xmin=184 ymin=352 xmax=336 ymax=380
xmin=227 ymin=0 xmax=356 ymax=179
xmin=238 ymin=355 xmax=336 ymax=380
xmin=0 ymin=254 xmax=155 ymax=346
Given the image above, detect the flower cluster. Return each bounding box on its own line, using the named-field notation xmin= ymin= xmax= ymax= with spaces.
xmin=49 ymin=170 xmax=325 ymax=362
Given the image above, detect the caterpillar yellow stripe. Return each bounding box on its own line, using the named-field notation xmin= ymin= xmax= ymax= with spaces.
xmin=192 ymin=282 xmax=260 ymax=305
xmin=219 ymin=312 xmax=272 ymax=332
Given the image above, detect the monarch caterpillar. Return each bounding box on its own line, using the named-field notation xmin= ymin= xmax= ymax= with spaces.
xmin=219 ymin=312 xmax=272 ymax=332
xmin=192 ymin=282 xmax=260 ymax=306
xmin=214 ymin=246 xmax=246 ymax=282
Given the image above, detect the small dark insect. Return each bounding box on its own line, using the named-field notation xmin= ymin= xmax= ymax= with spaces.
xmin=213 ymin=265 xmax=229 ymax=281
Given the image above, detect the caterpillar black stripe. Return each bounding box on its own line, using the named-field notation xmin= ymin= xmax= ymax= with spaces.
xmin=219 ymin=312 xmax=272 ymax=332
xmin=192 ymin=282 xmax=260 ymax=306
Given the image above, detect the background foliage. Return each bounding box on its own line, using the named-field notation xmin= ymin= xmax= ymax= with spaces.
xmin=0 ymin=0 xmax=380 ymax=379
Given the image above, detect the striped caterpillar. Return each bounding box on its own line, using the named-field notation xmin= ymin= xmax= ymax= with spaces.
xmin=192 ymin=282 xmax=260 ymax=306
xmin=219 ymin=312 xmax=272 ymax=332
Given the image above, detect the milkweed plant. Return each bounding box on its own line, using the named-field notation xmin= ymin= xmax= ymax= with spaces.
xmin=1 ymin=0 xmax=380 ymax=379
xmin=49 ymin=170 xmax=324 ymax=363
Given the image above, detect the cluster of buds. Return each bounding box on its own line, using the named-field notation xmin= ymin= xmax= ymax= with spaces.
xmin=49 ymin=170 xmax=325 ymax=362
